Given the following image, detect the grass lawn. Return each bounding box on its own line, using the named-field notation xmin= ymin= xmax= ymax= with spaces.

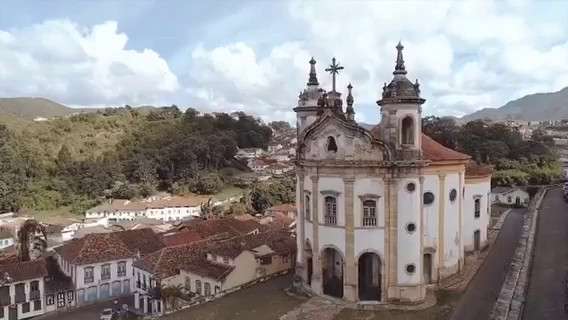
xmin=211 ymin=186 xmax=248 ymax=202
xmin=22 ymin=206 xmax=82 ymax=223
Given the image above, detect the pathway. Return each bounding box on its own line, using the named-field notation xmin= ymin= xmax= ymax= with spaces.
xmin=450 ymin=208 xmax=526 ymax=320
xmin=522 ymin=188 xmax=568 ymax=320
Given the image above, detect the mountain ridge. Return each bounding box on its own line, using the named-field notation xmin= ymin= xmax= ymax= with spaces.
xmin=462 ymin=86 xmax=568 ymax=121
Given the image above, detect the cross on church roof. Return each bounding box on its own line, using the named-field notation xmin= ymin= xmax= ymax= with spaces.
xmin=325 ymin=57 xmax=344 ymax=93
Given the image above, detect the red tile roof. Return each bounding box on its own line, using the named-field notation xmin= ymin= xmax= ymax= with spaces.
xmin=175 ymin=218 xmax=261 ymax=239
xmin=54 ymin=229 xmax=165 ymax=265
xmin=207 ymin=230 xmax=296 ymax=259
xmin=162 ymin=231 xmax=202 ymax=246
xmin=265 ymin=203 xmax=296 ymax=213
xmin=0 ymin=258 xmax=48 ymax=282
xmin=370 ymin=125 xmax=470 ymax=162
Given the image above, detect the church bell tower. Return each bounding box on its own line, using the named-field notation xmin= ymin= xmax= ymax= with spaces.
xmin=377 ymin=42 xmax=425 ymax=161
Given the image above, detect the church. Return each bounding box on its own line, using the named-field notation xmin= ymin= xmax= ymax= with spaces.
xmin=294 ymin=42 xmax=492 ymax=304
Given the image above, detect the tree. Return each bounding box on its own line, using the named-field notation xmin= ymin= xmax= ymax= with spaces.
xmin=269 ymin=121 xmax=291 ymax=131
xmin=16 ymin=219 xmax=47 ymax=261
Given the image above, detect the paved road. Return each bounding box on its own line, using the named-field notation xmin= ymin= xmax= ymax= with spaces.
xmin=450 ymin=208 xmax=525 ymax=320
xmin=39 ymin=295 xmax=135 ymax=320
xmin=523 ymin=188 xmax=568 ymax=320
xmin=162 ymin=275 xmax=304 ymax=320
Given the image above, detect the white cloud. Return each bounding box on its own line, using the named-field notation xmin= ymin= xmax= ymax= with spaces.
xmin=0 ymin=20 xmax=178 ymax=106
xmin=186 ymin=0 xmax=568 ymax=120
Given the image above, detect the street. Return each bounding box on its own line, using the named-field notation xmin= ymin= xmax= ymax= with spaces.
xmin=450 ymin=209 xmax=525 ymax=320
xmin=39 ymin=295 xmax=135 ymax=320
xmin=522 ymin=188 xmax=568 ymax=320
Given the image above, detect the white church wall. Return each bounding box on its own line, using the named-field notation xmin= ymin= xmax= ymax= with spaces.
xmin=422 ymin=175 xmax=439 ymax=251
xmin=397 ymin=178 xmax=421 ymax=285
xmin=296 ymin=175 xmax=302 ymax=263
xmin=318 ymin=225 xmax=346 ymax=257
xmin=354 ymin=229 xmax=385 ymax=261
xmin=305 ymin=220 xmax=313 ymax=252
xmin=463 ymin=179 xmax=491 ymax=252
xmin=443 ymin=173 xmax=460 ymax=269
xmin=353 ymin=177 xmax=385 ymax=228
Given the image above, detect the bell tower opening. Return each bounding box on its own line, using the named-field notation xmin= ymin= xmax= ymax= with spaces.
xmin=327 ymin=136 xmax=338 ymax=153
xmin=401 ymin=116 xmax=414 ymax=145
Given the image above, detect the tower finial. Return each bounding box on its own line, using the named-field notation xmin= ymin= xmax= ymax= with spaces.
xmin=394 ymin=41 xmax=407 ymax=75
xmin=307 ymin=57 xmax=319 ymax=86
xmin=346 ymin=83 xmax=355 ymax=121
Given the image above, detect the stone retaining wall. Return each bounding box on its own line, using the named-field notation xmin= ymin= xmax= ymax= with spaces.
xmin=490 ymin=187 xmax=550 ymax=320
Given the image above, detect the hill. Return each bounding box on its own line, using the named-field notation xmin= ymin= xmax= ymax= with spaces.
xmin=0 ymin=97 xmax=83 ymax=119
xmin=463 ymin=86 xmax=568 ymax=121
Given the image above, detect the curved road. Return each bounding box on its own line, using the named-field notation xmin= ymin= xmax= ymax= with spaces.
xmin=523 ymin=188 xmax=568 ymax=320
xmin=450 ymin=208 xmax=525 ymax=320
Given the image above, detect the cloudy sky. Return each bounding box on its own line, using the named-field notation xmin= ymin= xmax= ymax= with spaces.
xmin=0 ymin=0 xmax=567 ymax=124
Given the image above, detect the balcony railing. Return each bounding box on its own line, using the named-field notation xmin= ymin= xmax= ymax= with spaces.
xmin=117 ymin=271 xmax=126 ymax=278
xmin=84 ymin=277 xmax=94 ymax=284
xmin=29 ymin=290 xmax=41 ymax=300
xmin=101 ymin=273 xmax=111 ymax=281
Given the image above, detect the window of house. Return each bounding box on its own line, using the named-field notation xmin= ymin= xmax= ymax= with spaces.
xmin=22 ymin=302 xmax=30 ymax=313
xmin=136 ymin=272 xmax=141 ymax=288
xmin=30 ymin=280 xmax=40 ymax=300
xmin=474 ymin=198 xmax=481 ymax=218
xmin=84 ymin=267 xmax=94 ymax=284
xmin=495 ymin=195 xmax=500 ymax=201
xmin=117 ymin=261 xmax=126 ymax=277
xmin=283 ymin=255 xmax=289 ymax=263
xmin=450 ymin=189 xmax=457 ymax=202
xmin=223 ymin=257 xmax=230 ymax=265
xmin=46 ymin=294 xmax=54 ymax=306
xmin=326 ymin=136 xmax=338 ymax=153
xmin=67 ymin=291 xmax=74 ymax=301
xmin=215 ymin=286 xmax=220 ymax=294
xmin=0 ymin=286 xmax=10 ymax=306
xmin=101 ymin=264 xmax=111 ymax=280
xmin=324 ymin=196 xmax=337 ymax=225
xmin=15 ymin=283 xmax=25 ymax=303
xmin=362 ymin=200 xmax=377 ymax=227
xmin=195 ymin=280 xmax=202 ymax=295
xmin=204 ymin=283 xmax=211 ymax=296
xmin=260 ymin=256 xmax=272 ymax=265
xmin=507 ymin=196 xmax=512 ymax=203
xmin=305 ymin=194 xmax=311 ymax=221
xmin=185 ymin=276 xmax=191 ymax=291
xmin=34 ymin=299 xmax=41 ymax=311
xmin=0 ymin=304 xmax=3 ymax=318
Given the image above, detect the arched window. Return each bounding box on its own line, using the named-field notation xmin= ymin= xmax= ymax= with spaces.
xmin=362 ymin=200 xmax=377 ymax=227
xmin=327 ymin=136 xmax=338 ymax=152
xmin=324 ymin=196 xmax=337 ymax=225
xmin=401 ymin=116 xmax=414 ymax=145
xmin=305 ymin=194 xmax=311 ymax=221
xmin=474 ymin=198 xmax=481 ymax=218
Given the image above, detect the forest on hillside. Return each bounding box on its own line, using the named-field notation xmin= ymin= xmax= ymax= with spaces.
xmin=0 ymin=106 xmax=274 ymax=213
xmin=422 ymin=116 xmax=564 ymax=187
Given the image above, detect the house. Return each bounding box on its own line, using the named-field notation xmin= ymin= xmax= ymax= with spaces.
xmin=132 ymin=230 xmax=296 ymax=315
xmin=267 ymin=144 xmax=283 ymax=152
xmin=491 ymin=187 xmax=530 ymax=207
xmin=0 ymin=227 xmax=14 ymax=250
xmin=235 ymin=148 xmax=263 ymax=159
xmin=247 ymin=159 xmax=268 ymax=172
xmin=44 ymin=256 xmax=75 ymax=313
xmin=0 ymin=258 xmax=48 ymax=320
xmin=234 ymin=172 xmax=271 ymax=185
xmin=53 ymin=229 xmax=165 ymax=305
xmin=85 ymin=196 xmax=208 ymax=222
xmin=265 ymin=163 xmax=294 ymax=175
xmin=264 ymin=204 xmax=297 ymax=219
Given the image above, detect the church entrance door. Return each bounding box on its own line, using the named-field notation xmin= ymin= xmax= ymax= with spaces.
xmin=322 ymin=248 xmax=343 ymax=299
xmin=474 ymin=230 xmax=481 ymax=251
xmin=423 ymin=253 xmax=432 ymax=284
xmin=358 ymin=252 xmax=381 ymax=301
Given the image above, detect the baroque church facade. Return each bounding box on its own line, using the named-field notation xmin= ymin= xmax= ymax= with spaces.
xmin=294 ymin=43 xmax=492 ymax=304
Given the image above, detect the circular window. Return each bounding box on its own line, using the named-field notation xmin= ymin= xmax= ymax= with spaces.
xmin=423 ymin=192 xmax=435 ymax=205
xmin=406 ymin=264 xmax=416 ymax=274
xmin=406 ymin=222 xmax=416 ymax=233
xmin=407 ymin=183 xmax=416 ymax=192
xmin=450 ymin=189 xmax=457 ymax=202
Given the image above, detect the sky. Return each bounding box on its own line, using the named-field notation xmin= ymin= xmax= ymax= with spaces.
xmin=0 ymin=0 xmax=567 ymax=124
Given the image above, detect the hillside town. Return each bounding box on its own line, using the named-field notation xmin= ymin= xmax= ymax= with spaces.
xmin=1 ymin=1 xmax=568 ymax=320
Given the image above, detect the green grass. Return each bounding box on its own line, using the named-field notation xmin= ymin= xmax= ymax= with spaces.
xmin=211 ymin=186 xmax=248 ymax=201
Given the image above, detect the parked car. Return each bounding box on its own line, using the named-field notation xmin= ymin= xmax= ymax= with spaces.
xmin=100 ymin=308 xmax=114 ymax=320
